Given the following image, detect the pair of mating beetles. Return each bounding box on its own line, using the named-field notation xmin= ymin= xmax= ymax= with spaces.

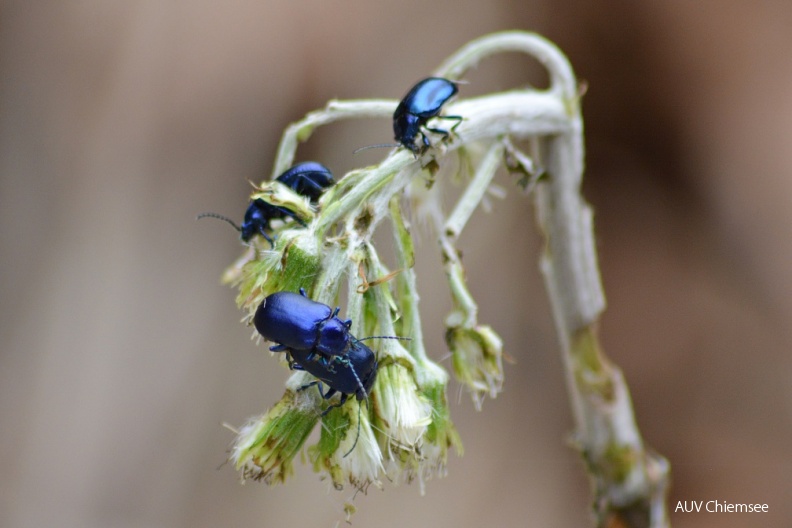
xmin=256 ymin=289 xmax=411 ymax=455
xmin=254 ymin=289 xmax=379 ymax=416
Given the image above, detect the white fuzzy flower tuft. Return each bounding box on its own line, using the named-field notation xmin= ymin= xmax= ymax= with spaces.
xmin=375 ymin=362 xmax=433 ymax=450
xmin=335 ymin=400 xmax=384 ymax=490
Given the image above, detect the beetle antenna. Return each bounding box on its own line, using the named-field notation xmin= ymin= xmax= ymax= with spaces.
xmin=196 ymin=212 xmax=242 ymax=232
xmin=357 ymin=335 xmax=412 ymax=342
xmin=343 ymin=400 xmax=364 ymax=458
xmin=342 ymin=363 xmax=368 ymax=458
xmin=352 ymin=143 xmax=400 ymax=154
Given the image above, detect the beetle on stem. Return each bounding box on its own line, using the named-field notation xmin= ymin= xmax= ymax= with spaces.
xmin=394 ymin=77 xmax=462 ymax=155
xmin=197 ymin=162 xmax=334 ymax=247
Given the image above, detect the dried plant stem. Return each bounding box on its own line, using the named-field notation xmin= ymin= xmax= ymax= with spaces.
xmin=460 ymin=32 xmax=671 ymax=527
xmin=442 ymin=32 xmax=670 ymax=527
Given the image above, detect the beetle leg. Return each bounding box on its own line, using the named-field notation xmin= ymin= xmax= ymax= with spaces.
xmin=319 ymin=385 xmax=336 ymax=400
xmin=313 ymin=353 xmax=339 ymax=372
xmin=323 ymin=360 xmax=337 ymax=373
xmin=274 ymin=206 xmax=307 ymax=227
xmin=444 ymin=114 xmax=463 ymax=133
xmin=425 ymin=115 xmax=462 ymax=143
xmin=320 ymin=393 xmax=348 ymax=416
xmin=329 ymin=355 xmax=350 ymax=367
xmin=298 ymin=380 xmax=318 ymax=392
xmin=258 ymin=228 xmax=275 ymax=248
xmin=299 ymin=380 xmax=338 ymax=401
xmin=420 ymin=131 xmax=432 ymax=151
xmin=300 ymin=380 xmax=330 ymax=398
xmin=294 ymin=175 xmax=326 ymax=198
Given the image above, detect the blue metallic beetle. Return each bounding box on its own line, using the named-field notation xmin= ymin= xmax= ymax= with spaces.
xmin=273 ymin=161 xmax=335 ymax=203
xmin=289 ymin=341 xmax=378 ymax=411
xmin=254 ymin=289 xmax=410 ymax=360
xmin=197 ymin=162 xmax=334 ymax=246
xmin=394 ymin=77 xmax=462 ymax=155
xmin=289 ymin=341 xmax=378 ymax=456
xmin=253 ymin=291 xmax=376 ymax=395
xmin=254 ymin=289 xmax=352 ymax=359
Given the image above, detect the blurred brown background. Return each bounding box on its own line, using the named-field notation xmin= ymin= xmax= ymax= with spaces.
xmin=2 ymin=1 xmax=791 ymax=527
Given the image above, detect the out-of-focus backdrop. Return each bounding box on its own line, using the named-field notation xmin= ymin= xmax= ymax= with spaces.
xmin=2 ymin=2 xmax=791 ymax=527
